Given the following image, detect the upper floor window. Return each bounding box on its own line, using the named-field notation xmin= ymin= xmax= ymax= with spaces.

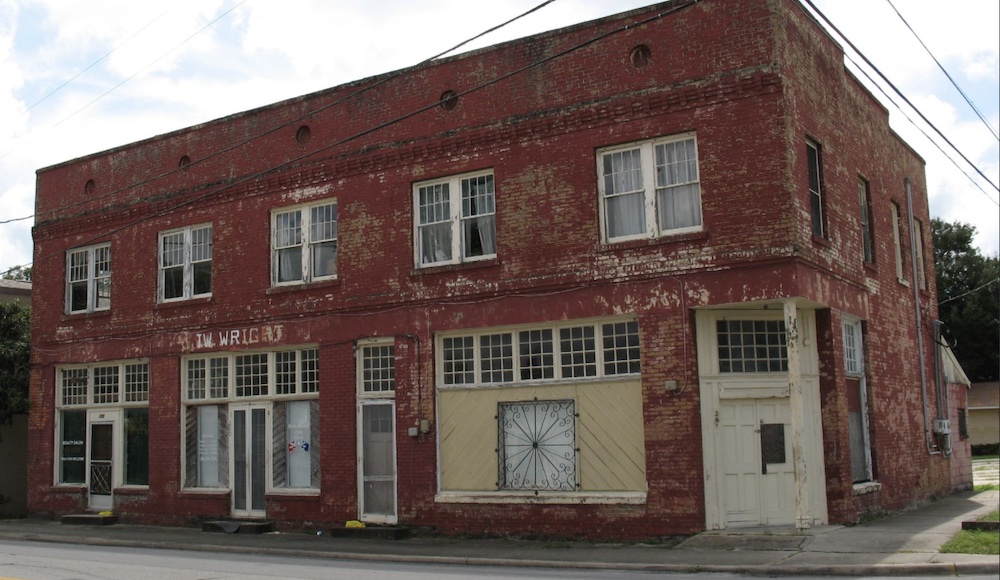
xmin=414 ymin=170 xmax=496 ymax=267
xmin=858 ymin=178 xmax=874 ymax=264
xmin=914 ymin=219 xmax=927 ymax=290
xmin=807 ymin=140 xmax=825 ymax=238
xmin=273 ymin=201 xmax=338 ymax=285
xmin=598 ymin=133 xmax=702 ymax=242
xmin=891 ymin=201 xmax=908 ymax=285
xmin=66 ymin=244 xmax=111 ymax=314
xmin=159 ymin=225 xmax=212 ymax=302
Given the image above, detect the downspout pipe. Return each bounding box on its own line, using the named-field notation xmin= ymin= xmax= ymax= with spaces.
xmin=906 ymin=177 xmax=939 ymax=455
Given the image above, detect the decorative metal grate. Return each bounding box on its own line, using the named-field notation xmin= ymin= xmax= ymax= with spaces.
xmin=498 ymin=400 xmax=577 ymax=491
xmin=90 ymin=461 xmax=112 ymax=495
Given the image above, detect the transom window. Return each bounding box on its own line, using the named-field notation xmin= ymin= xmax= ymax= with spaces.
xmin=159 ymin=225 xmax=212 ymax=301
xmin=66 ymin=244 xmax=111 ymax=314
xmin=598 ymin=133 xmax=702 ymax=242
xmin=717 ymin=320 xmax=788 ymax=373
xmin=58 ymin=361 xmax=150 ymax=407
xmin=439 ymin=320 xmax=640 ymax=387
xmin=414 ymin=170 xmax=496 ymax=267
xmin=183 ymin=349 xmax=319 ymax=401
xmin=272 ymin=201 xmax=338 ymax=285
xmin=359 ymin=341 xmax=395 ymax=395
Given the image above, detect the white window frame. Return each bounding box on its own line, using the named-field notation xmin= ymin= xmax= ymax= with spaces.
xmin=436 ymin=319 xmax=640 ymax=389
xmin=357 ymin=339 xmax=396 ymax=398
xmin=271 ymin=201 xmax=338 ymax=286
xmin=842 ymin=317 xmax=874 ymax=483
xmin=158 ymin=224 xmax=213 ymax=302
xmin=180 ymin=348 xmax=320 ymax=494
xmin=66 ymin=243 xmax=111 ymax=314
xmin=413 ymin=170 xmax=497 ymax=268
xmin=53 ymin=360 xmax=150 ymax=488
xmin=597 ymin=132 xmax=703 ymax=243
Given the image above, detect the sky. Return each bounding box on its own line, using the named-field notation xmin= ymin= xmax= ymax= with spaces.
xmin=1 ymin=0 xmax=998 ymax=277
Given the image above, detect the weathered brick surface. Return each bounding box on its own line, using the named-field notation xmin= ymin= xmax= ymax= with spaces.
xmin=29 ymin=0 xmax=965 ymax=538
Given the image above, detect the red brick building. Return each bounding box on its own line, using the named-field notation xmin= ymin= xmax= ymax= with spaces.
xmin=29 ymin=0 xmax=970 ymax=538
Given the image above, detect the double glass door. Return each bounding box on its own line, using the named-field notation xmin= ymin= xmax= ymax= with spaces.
xmin=232 ymin=405 xmax=267 ymax=517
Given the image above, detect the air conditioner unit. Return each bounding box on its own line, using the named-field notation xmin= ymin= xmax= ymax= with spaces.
xmin=932 ymin=419 xmax=951 ymax=435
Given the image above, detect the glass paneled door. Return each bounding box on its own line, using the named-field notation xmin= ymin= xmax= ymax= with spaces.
xmin=88 ymin=421 xmax=114 ymax=510
xmin=232 ymin=404 xmax=268 ymax=517
xmin=359 ymin=402 xmax=397 ymax=524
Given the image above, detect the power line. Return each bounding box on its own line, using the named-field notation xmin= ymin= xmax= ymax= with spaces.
xmin=938 ymin=277 xmax=999 ymax=306
xmin=0 ymin=0 xmax=248 ymax=162
xmin=0 ymin=0 xmax=560 ymax=228
xmin=845 ymin=52 xmax=999 ymax=206
xmin=884 ymin=0 xmax=999 ymax=142
xmin=802 ymin=0 xmax=1000 ymax=194
xmin=9 ymin=0 xmax=653 ymax=277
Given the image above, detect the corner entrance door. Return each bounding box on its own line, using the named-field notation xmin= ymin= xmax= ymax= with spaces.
xmin=232 ymin=404 xmax=268 ymax=518
xmin=88 ymin=421 xmax=114 ymax=510
xmin=719 ymin=398 xmax=794 ymax=526
xmin=359 ymin=402 xmax=397 ymax=524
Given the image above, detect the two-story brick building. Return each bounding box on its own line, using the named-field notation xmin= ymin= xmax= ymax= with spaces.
xmin=29 ymin=0 xmax=970 ymax=538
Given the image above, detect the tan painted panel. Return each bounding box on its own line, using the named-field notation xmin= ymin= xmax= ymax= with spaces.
xmin=438 ymin=382 xmax=645 ymax=492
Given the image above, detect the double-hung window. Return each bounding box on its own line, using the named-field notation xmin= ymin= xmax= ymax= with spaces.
xmin=414 ymin=170 xmax=496 ymax=267
xmin=858 ymin=178 xmax=874 ymax=264
xmin=159 ymin=225 xmax=212 ymax=301
xmin=598 ymin=133 xmax=702 ymax=242
xmin=272 ymin=202 xmax=338 ymax=285
xmin=843 ymin=318 xmax=873 ymax=483
xmin=66 ymin=244 xmax=111 ymax=314
xmin=807 ymin=140 xmax=826 ymax=238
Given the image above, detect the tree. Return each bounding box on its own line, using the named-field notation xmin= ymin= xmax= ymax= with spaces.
xmin=0 ymin=302 xmax=31 ymax=427
xmin=1 ymin=265 xmax=32 ymax=281
xmin=931 ymin=218 xmax=1000 ymax=382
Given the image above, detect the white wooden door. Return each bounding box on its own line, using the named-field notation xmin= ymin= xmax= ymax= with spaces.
xmin=720 ymin=398 xmax=794 ymax=526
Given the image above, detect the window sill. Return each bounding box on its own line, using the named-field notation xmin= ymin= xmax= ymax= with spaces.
xmin=267 ymin=278 xmax=341 ymax=295
xmin=863 ymin=261 xmax=878 ymax=275
xmin=598 ymin=229 xmax=708 ymax=253
xmin=114 ymin=486 xmax=149 ymax=495
xmin=156 ymin=295 xmax=213 ymax=310
xmin=61 ymin=309 xmax=112 ymax=322
xmin=266 ymin=489 xmax=321 ymax=499
xmin=811 ymin=234 xmax=831 ymax=248
xmin=411 ymin=258 xmax=499 ymax=277
xmin=435 ymin=491 xmax=646 ymax=505
xmin=852 ymin=481 xmax=882 ymax=496
xmin=178 ymin=488 xmax=230 ymax=497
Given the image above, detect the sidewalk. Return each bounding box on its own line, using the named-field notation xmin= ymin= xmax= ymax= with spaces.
xmin=1 ymin=490 xmax=997 ymax=576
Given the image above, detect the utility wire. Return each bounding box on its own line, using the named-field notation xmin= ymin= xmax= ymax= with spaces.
xmin=884 ymin=0 xmax=999 ymax=142
xmin=17 ymin=7 xmax=174 ymax=118
xmin=0 ymin=0 xmax=559 ymax=228
xmin=0 ymin=0 xmax=248 ymax=161
xmin=938 ymin=277 xmax=999 ymax=306
xmin=845 ymin=52 xmax=999 ymax=206
xmin=802 ymin=0 xmax=999 ymax=194
xmin=4 ymin=1 xmax=700 ymax=279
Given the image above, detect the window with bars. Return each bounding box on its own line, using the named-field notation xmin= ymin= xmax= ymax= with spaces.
xmin=716 ymin=320 xmax=788 ymax=373
xmin=598 ymin=133 xmax=702 ymax=242
xmin=415 ymin=170 xmax=496 ymax=267
xmin=439 ymin=320 xmax=640 ymax=387
xmin=272 ymin=201 xmax=338 ymax=285
xmin=360 ymin=342 xmax=395 ymax=395
xmin=66 ymin=244 xmax=111 ymax=313
xmin=159 ymin=224 xmax=212 ymax=301
xmin=498 ymin=399 xmax=577 ymax=491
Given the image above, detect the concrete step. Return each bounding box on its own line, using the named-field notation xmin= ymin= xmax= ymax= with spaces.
xmin=326 ymin=526 xmax=410 ymax=540
xmin=202 ymin=520 xmax=274 ymax=534
xmin=61 ymin=513 xmax=118 ymax=526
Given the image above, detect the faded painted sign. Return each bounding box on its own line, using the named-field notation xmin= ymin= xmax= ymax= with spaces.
xmin=187 ymin=324 xmax=285 ymax=351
